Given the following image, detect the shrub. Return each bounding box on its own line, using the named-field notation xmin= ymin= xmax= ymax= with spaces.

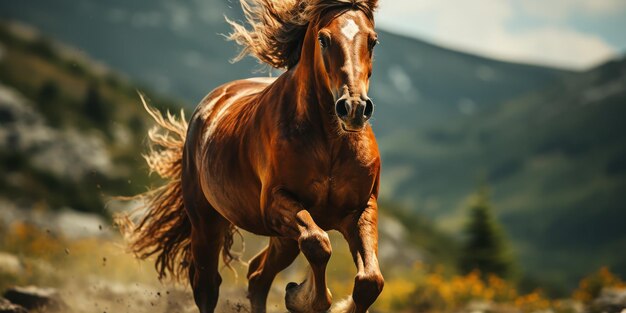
xmin=572 ymin=267 xmax=625 ymax=303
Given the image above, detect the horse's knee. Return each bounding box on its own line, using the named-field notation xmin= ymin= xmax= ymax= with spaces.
xmin=298 ymin=231 xmax=332 ymax=265
xmin=353 ymin=271 xmax=384 ymax=306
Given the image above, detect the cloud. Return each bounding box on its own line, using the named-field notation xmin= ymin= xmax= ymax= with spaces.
xmin=376 ymin=0 xmax=618 ymax=69
xmin=520 ymin=0 xmax=626 ymax=19
xmin=489 ymin=26 xmax=615 ymax=69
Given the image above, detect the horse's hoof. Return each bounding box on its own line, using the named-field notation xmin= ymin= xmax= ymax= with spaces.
xmin=285 ymin=281 xmax=332 ymax=313
xmin=285 ymin=282 xmax=301 ymax=312
xmin=285 ymin=282 xmax=304 ymax=312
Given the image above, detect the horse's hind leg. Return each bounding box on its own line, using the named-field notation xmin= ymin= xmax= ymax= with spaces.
xmin=247 ymin=237 xmax=300 ymax=313
xmin=187 ymin=201 xmax=230 ymax=313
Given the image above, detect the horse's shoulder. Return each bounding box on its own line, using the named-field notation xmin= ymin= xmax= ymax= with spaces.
xmin=227 ymin=77 xmax=277 ymax=95
xmin=193 ymin=77 xmax=274 ymax=120
xmin=240 ymin=77 xmax=278 ymax=85
xmin=204 ymin=77 xmax=273 ymax=101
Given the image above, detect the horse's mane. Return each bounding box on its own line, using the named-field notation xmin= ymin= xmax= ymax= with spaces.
xmin=226 ymin=0 xmax=378 ymax=69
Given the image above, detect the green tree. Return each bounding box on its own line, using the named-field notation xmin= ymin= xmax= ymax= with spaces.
xmin=459 ymin=184 xmax=516 ymax=279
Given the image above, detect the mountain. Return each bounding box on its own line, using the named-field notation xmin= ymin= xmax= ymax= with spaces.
xmin=0 ymin=0 xmax=571 ymax=136
xmin=383 ymin=56 xmax=626 ymax=292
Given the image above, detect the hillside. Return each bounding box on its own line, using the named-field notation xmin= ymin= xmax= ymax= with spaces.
xmin=0 ymin=21 xmax=183 ymax=214
xmin=383 ymin=56 xmax=626 ymax=292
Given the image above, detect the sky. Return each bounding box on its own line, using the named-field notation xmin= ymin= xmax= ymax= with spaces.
xmin=376 ymin=0 xmax=626 ymax=70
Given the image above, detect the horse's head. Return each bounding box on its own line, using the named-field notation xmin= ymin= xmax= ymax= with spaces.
xmin=316 ymin=8 xmax=378 ymax=132
xmin=227 ymin=0 xmax=378 ymax=132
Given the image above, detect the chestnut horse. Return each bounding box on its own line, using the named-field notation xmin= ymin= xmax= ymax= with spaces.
xmin=117 ymin=0 xmax=383 ymax=312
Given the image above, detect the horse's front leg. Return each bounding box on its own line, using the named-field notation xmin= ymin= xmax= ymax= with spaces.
xmin=335 ymin=197 xmax=384 ymax=313
xmin=265 ymin=189 xmax=333 ymax=313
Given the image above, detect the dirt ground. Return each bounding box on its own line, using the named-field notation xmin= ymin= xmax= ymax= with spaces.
xmin=0 ymin=212 xmax=360 ymax=313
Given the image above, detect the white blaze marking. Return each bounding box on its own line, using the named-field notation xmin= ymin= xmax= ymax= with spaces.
xmin=341 ymin=19 xmax=359 ymax=41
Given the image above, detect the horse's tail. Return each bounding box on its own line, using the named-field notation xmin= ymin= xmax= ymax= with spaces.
xmin=115 ymin=93 xmax=192 ymax=281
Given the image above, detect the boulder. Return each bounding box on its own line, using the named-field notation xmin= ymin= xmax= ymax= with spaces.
xmin=590 ymin=288 xmax=626 ymax=313
xmin=0 ymin=252 xmax=22 ymax=276
xmin=3 ymin=286 xmax=66 ymax=311
xmin=0 ymin=298 xmax=27 ymax=313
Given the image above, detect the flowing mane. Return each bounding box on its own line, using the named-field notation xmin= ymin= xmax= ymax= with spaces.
xmin=226 ymin=0 xmax=378 ymax=69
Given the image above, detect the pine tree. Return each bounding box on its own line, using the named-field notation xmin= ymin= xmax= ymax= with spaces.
xmin=459 ymin=184 xmax=515 ymax=280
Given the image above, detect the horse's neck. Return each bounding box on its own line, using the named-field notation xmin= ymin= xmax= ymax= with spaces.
xmin=282 ymin=30 xmax=335 ymax=133
xmin=289 ymin=71 xmax=330 ymax=113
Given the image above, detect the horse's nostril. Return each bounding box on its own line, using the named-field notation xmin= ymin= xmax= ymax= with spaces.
xmin=335 ymin=99 xmax=349 ymax=118
xmin=364 ymin=99 xmax=374 ymax=119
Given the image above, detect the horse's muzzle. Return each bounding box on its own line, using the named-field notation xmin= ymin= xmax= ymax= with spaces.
xmin=335 ymin=97 xmax=374 ymax=132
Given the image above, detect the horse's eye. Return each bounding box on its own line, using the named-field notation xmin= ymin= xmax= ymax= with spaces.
xmin=318 ymin=34 xmax=330 ymax=49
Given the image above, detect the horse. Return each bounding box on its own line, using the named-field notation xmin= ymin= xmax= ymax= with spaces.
xmin=116 ymin=0 xmax=383 ymax=312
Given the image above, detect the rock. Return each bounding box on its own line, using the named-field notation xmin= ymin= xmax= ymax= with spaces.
xmin=0 ymin=252 xmax=22 ymax=276
xmin=55 ymin=210 xmax=110 ymax=239
xmin=0 ymin=298 xmax=27 ymax=313
xmin=590 ymin=288 xmax=626 ymax=313
xmin=0 ymin=199 xmax=111 ymax=240
xmin=377 ymin=215 xmax=423 ymax=267
xmin=558 ymin=299 xmax=584 ymax=313
xmin=3 ymin=286 xmax=66 ymax=311
xmin=0 ymin=83 xmax=114 ymax=184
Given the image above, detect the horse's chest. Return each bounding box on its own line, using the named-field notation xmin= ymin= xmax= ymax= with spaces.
xmin=275 ymin=135 xmax=378 ymax=217
xmin=295 ymin=160 xmax=374 ymax=213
